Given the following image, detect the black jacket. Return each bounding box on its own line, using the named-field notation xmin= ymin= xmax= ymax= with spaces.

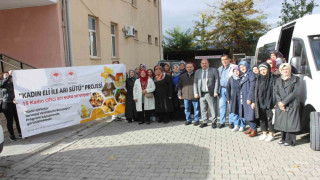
xmin=125 ymin=78 xmax=137 ymax=119
xmin=274 ymin=75 xmax=301 ymax=132
xmin=0 ymin=75 xmax=15 ymax=103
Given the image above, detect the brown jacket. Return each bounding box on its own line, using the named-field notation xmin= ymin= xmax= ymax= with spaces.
xmin=178 ymin=72 xmax=197 ymax=100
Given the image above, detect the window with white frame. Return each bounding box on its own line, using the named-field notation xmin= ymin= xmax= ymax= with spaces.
xmin=111 ymin=23 xmax=117 ymax=58
xmin=88 ymin=16 xmax=97 ymax=57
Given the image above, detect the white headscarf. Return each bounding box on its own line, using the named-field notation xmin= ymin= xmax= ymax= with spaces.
xmin=279 ymin=63 xmax=292 ymax=80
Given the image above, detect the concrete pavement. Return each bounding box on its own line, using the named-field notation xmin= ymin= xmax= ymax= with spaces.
xmin=1 ymin=120 xmax=319 ymax=180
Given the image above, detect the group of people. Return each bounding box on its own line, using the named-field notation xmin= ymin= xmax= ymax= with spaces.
xmin=124 ymin=50 xmax=301 ymax=146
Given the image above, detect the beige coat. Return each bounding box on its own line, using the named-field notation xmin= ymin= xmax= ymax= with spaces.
xmin=133 ymin=78 xmax=156 ymax=111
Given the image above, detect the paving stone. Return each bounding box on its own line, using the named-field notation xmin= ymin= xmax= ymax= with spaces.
xmin=4 ymin=121 xmax=320 ymax=179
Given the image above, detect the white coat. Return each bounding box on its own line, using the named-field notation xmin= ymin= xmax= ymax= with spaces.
xmin=133 ymin=78 xmax=156 ymax=112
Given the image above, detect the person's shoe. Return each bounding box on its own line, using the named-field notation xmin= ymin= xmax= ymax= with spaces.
xmin=231 ymin=126 xmax=239 ymax=132
xmin=193 ymin=121 xmax=200 ymax=126
xmin=284 ymin=143 xmax=290 ymax=146
xmin=211 ymin=122 xmax=217 ymax=129
xmin=259 ymin=134 xmax=268 ymax=141
xmin=185 ymin=121 xmax=192 ymax=125
xmin=278 ymin=140 xmax=284 ymax=144
xmin=229 ymin=123 xmax=234 ymax=129
xmin=18 ymin=134 xmax=22 ymax=139
xmin=239 ymin=127 xmax=245 ymax=132
xmin=249 ymin=130 xmax=257 ymax=137
xmin=138 ymin=122 xmax=144 ymax=125
xmin=200 ymin=123 xmax=208 ymax=128
xmin=9 ymin=135 xmax=17 ymax=141
xmin=264 ymin=135 xmax=274 ymax=142
xmin=218 ymin=124 xmax=225 ymax=129
xmin=127 ymin=119 xmax=133 ymax=123
xmin=146 ymin=121 xmax=150 ymax=124
xmin=244 ymin=128 xmax=252 ymax=134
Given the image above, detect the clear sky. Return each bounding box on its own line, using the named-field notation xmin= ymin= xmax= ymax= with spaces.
xmin=162 ymin=0 xmax=320 ymax=35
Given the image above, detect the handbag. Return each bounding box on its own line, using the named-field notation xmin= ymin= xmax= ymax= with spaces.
xmin=145 ymin=92 xmax=153 ymax=98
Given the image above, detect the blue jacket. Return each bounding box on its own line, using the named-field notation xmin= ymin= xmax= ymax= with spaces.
xmin=226 ymin=77 xmax=241 ymax=115
xmin=238 ymin=70 xmax=256 ymax=121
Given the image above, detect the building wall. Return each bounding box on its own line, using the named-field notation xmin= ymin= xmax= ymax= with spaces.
xmin=0 ymin=3 xmax=65 ymax=68
xmin=70 ymin=0 xmax=162 ymax=70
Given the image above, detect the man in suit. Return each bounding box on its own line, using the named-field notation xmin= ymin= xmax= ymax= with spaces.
xmin=194 ymin=59 xmax=220 ymax=128
xmin=218 ymin=54 xmax=236 ymax=128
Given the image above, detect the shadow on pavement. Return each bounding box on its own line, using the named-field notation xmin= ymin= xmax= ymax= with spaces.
xmin=9 ymin=143 xmax=210 ymax=179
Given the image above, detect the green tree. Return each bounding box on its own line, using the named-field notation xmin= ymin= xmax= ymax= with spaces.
xmin=163 ymin=26 xmax=194 ymax=52
xmin=278 ymin=0 xmax=318 ymax=25
xmin=209 ymin=0 xmax=268 ymax=55
xmin=193 ymin=11 xmax=214 ymax=50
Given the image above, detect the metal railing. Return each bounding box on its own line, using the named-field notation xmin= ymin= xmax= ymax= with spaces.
xmin=0 ymin=54 xmax=36 ymax=73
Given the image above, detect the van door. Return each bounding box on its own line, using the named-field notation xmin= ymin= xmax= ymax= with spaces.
xmin=278 ymin=23 xmax=296 ymax=61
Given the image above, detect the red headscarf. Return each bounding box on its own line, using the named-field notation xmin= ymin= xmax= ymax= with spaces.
xmin=266 ymin=58 xmax=278 ymax=73
xmin=139 ymin=69 xmax=148 ymax=90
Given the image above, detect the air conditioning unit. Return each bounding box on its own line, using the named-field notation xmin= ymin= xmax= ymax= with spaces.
xmin=124 ymin=25 xmax=135 ymax=37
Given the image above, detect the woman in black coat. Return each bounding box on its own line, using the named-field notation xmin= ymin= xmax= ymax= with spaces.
xmin=153 ymin=66 xmax=173 ymax=123
xmin=274 ymin=63 xmax=300 ymax=146
xmin=125 ymin=70 xmax=138 ymax=123
xmin=1 ymin=71 xmax=21 ymax=141
xmin=253 ymin=63 xmax=276 ymax=142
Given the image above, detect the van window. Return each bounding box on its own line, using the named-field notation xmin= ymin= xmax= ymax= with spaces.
xmin=292 ymin=39 xmax=311 ymax=77
xmin=257 ymin=42 xmax=276 ymax=65
xmin=309 ymin=35 xmax=320 ymax=71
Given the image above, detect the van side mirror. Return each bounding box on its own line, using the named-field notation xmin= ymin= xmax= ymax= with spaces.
xmin=291 ymin=57 xmax=305 ymax=74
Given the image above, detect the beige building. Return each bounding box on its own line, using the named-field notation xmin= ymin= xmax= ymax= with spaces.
xmin=71 ymin=0 xmax=163 ymax=69
xmin=0 ymin=0 xmax=163 ymax=70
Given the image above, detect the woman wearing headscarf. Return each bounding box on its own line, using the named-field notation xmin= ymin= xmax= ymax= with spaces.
xmin=266 ymin=58 xmax=280 ymax=74
xmin=172 ymin=64 xmax=184 ymax=120
xmin=254 ymin=63 xmax=276 ymax=141
xmin=153 ymin=65 xmax=174 ymax=123
xmin=252 ymin=65 xmax=260 ymax=77
xmin=135 ymin=66 xmax=141 ymax=78
xmin=140 ymin=64 xmax=147 ymax=70
xmin=274 ymin=63 xmax=300 ymax=146
xmin=163 ymin=63 xmax=172 ymax=76
xmin=179 ymin=60 xmax=187 ymax=74
xmin=226 ymin=66 xmax=245 ymax=132
xmin=125 ymin=70 xmax=138 ymax=123
xmin=238 ymin=61 xmax=257 ymax=137
xmin=133 ymin=69 xmax=155 ymax=124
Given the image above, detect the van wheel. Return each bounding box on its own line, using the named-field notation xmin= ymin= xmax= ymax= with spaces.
xmin=310 ymin=112 xmax=320 ymax=151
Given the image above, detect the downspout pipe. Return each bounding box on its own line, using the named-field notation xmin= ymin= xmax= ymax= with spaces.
xmin=158 ymin=0 xmax=163 ymax=60
xmin=62 ymin=0 xmax=70 ymax=66
xmin=63 ymin=0 xmax=74 ymax=67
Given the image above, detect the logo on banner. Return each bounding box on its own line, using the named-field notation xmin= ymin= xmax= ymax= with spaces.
xmin=65 ymin=69 xmax=77 ymax=81
xmin=50 ymin=70 xmax=63 ymax=82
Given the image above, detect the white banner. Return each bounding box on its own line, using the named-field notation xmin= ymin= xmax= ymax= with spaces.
xmin=13 ymin=64 xmax=126 ymax=138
